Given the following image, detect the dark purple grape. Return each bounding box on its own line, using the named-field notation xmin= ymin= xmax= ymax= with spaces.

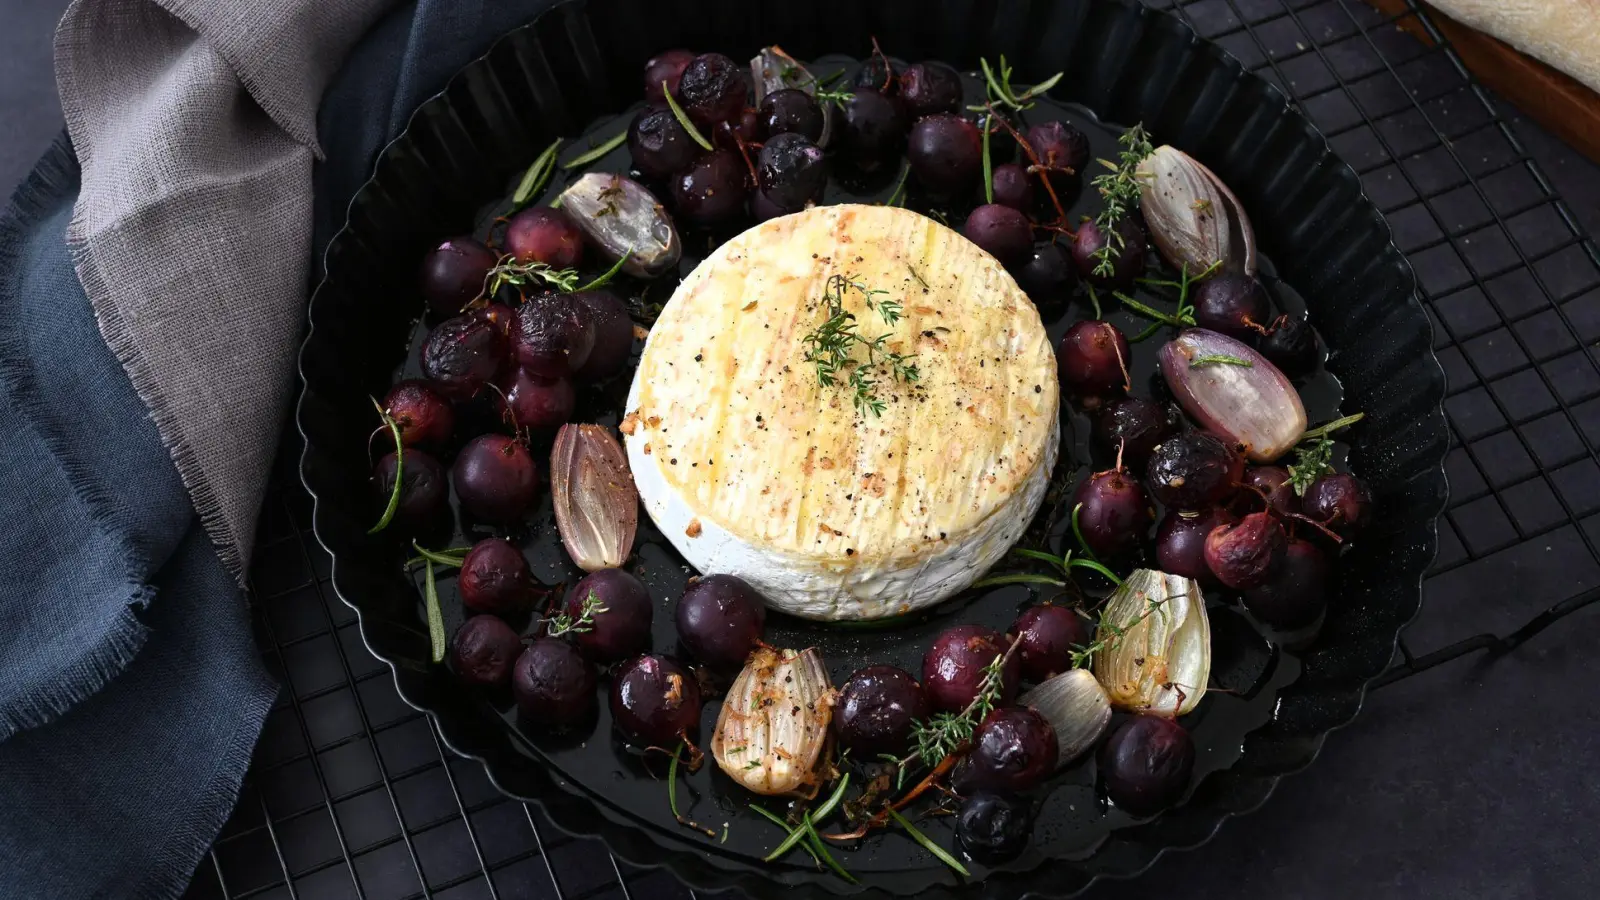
xmin=677 ymin=53 xmax=748 ymax=126
xmin=515 ymin=638 xmax=597 ymax=726
xmin=611 ymin=654 xmax=701 ymax=744
xmin=672 ymin=151 xmax=750 ymax=225
xmin=1100 ymin=715 xmax=1194 ymax=815
xmin=758 ymin=89 xmax=825 ymax=142
xmin=628 ymin=106 xmax=699 ymax=178
xmin=458 ymin=537 xmax=536 ymax=615
xmin=1146 ymin=432 xmax=1243 ymax=509
xmin=833 ymin=665 xmax=929 ymax=756
xmin=854 ymin=55 xmax=903 ymax=94
xmin=505 ymin=207 xmax=584 ymax=270
xmin=383 ymin=379 xmax=454 ymax=450
xmin=1093 ymin=397 xmax=1180 ymax=471
xmin=643 ymin=49 xmax=695 ymax=104
xmin=750 ymin=189 xmax=792 ymax=222
xmin=963 ymin=203 xmax=1033 ymax=266
xmin=511 ymin=292 xmax=595 ymax=378
xmin=1155 ymin=507 xmax=1236 ymax=587
xmin=474 ymin=301 xmax=516 ymax=337
xmin=1191 ymin=273 xmax=1271 ymax=340
xmin=570 ymin=290 xmax=632 ymax=382
xmin=421 ymin=313 xmax=508 ymax=400
xmin=990 ymin=162 xmax=1034 ymax=212
xmin=1013 ymin=242 xmax=1077 ymax=305
xmin=837 ymin=88 xmax=907 ymax=170
xmin=1072 ymin=468 xmax=1154 ymax=558
xmin=1303 ymin=473 xmax=1372 ymax=538
xmin=372 ymin=448 xmax=447 ymax=529
xmin=757 ymin=133 xmax=828 ymax=209
xmin=564 ymin=568 xmax=653 ymax=662
xmin=727 ymin=108 xmax=763 ymax=146
xmin=452 ymin=434 xmax=538 ymax=525
xmin=1007 ymin=605 xmax=1092 ymax=683
xmin=1205 ymin=510 xmax=1286 ymax=590
xmin=1243 ymin=538 xmax=1328 ymax=628
xmin=420 ymin=237 xmax=495 ymax=315
xmin=1260 ymin=314 xmax=1321 ymax=374
xmin=450 ymin=615 xmax=523 ymax=687
xmin=907 ymin=114 xmax=982 ymax=196
xmin=958 ymin=707 xmax=1059 ymax=793
xmin=675 ymin=574 xmax=766 ymax=669
xmin=1243 ymin=466 xmax=1301 ymax=517
xmin=922 ymin=625 xmax=1020 ymax=713
xmin=1058 ymin=320 xmax=1130 ymax=397
xmin=898 ymin=61 xmax=964 ymax=117
xmin=957 ymin=792 xmax=1033 ymax=862
xmin=496 ymin=368 xmax=573 ymax=431
xmin=1025 ymin=121 xmax=1091 ymax=178
xmin=1071 ymin=218 xmax=1147 ymax=289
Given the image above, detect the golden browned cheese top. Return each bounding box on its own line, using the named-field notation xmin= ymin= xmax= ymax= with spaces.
xmin=630 ymin=204 xmax=1057 ymax=563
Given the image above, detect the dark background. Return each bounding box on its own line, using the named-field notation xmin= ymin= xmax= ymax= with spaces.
xmin=4 ymin=0 xmax=1598 ymax=898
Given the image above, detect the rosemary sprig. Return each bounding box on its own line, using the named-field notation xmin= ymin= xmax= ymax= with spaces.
xmin=884 ymin=161 xmax=911 ymax=207
xmin=369 ymin=397 xmax=402 ymax=534
xmin=407 ymin=541 xmax=471 ymax=569
xmin=1190 ymin=354 xmax=1252 ymax=368
xmin=1117 ymin=259 xmax=1219 ymax=333
xmin=976 ymin=54 xmax=1064 ymax=111
xmin=887 ymin=809 xmax=970 ymax=878
xmin=562 ymin=129 xmax=628 ymax=170
xmin=972 ymin=504 xmax=1124 ymax=589
xmin=814 ymin=86 xmax=852 ymax=110
xmin=1288 ymin=412 xmax=1365 ymax=495
xmin=905 ymin=643 xmax=1018 ymax=769
xmin=763 ymin=775 xmax=852 ymax=863
xmin=800 ymin=274 xmax=918 ymax=417
xmin=981 ymin=117 xmax=995 ymax=205
xmin=663 ymin=81 xmax=714 ymax=151
xmin=545 ymin=590 xmax=607 ymax=638
xmin=422 ymin=559 xmax=446 ymax=663
xmin=751 ymin=805 xmax=825 ymax=869
xmin=1089 ymin=123 xmax=1154 ymax=277
xmin=511 ymin=139 xmax=563 ymax=211
xmin=667 ymin=740 xmax=717 ymax=837
xmin=484 ymin=256 xmax=580 ymax=296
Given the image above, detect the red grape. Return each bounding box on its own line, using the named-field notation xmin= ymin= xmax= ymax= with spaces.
xmin=1242 ymin=537 xmax=1328 ymax=628
xmin=1100 ymin=715 xmax=1194 ymax=815
xmin=610 ymin=654 xmax=701 ymax=745
xmin=382 ymin=379 xmax=454 ymax=450
xmin=450 ymin=615 xmax=523 ymax=687
xmin=907 ymin=113 xmax=982 ymax=196
xmin=1146 ymin=432 xmax=1243 ymax=509
xmin=1072 ymin=468 xmax=1154 ymax=558
xmin=1008 ymin=605 xmax=1092 ymax=682
xmin=1058 ymin=320 xmax=1130 ymax=397
xmin=458 ymin=537 xmax=537 ymax=615
xmin=675 ymin=574 xmax=765 ymax=669
xmin=677 ymin=53 xmax=749 ymax=126
xmin=420 ymin=237 xmax=494 ymax=315
xmin=834 ymin=665 xmax=929 ymax=756
xmin=1204 ymin=511 xmax=1287 ymax=590
xmin=564 ymin=568 xmax=653 ymax=662
xmin=963 ymin=203 xmax=1033 ymax=266
xmin=922 ymin=625 xmax=1019 ymax=713
xmin=505 ymin=207 xmax=584 ymax=270
xmin=451 ymin=434 xmax=538 ymax=525
xmin=496 ymin=368 xmax=574 ymax=431
xmin=514 ymin=638 xmax=597 ymax=726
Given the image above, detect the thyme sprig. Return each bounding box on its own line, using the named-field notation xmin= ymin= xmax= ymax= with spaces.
xmin=801 ymin=274 xmax=918 ymax=417
xmin=484 ymin=255 xmax=580 ymax=296
xmin=1287 ymin=413 xmax=1364 ymax=495
xmin=545 ymin=590 xmax=607 ymax=638
xmin=975 ymin=54 xmax=1064 ymax=111
xmin=905 ymin=639 xmax=1022 ymax=772
xmin=1068 ymin=588 xmax=1171 ymax=669
xmin=1090 ymin=123 xmax=1155 ymax=278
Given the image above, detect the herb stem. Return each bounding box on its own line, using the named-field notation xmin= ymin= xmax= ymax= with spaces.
xmin=1114 ymin=291 xmax=1191 ymax=327
xmin=1301 ymin=412 xmax=1365 ymax=441
xmin=1189 ymin=354 xmax=1252 ymax=369
xmin=1066 ymin=557 xmax=1123 ymax=585
xmin=663 ymin=82 xmax=714 ymax=151
xmin=423 ymin=559 xmax=446 ymax=663
xmin=886 ymin=809 xmax=970 ymax=877
xmin=884 ymin=161 xmax=910 ymax=207
xmin=575 ymin=249 xmax=632 ymax=292
xmin=562 ymin=129 xmax=628 ymax=170
xmin=410 ymin=542 xmax=471 ymax=567
xmin=511 ymin=139 xmax=563 ymax=211
xmin=368 ymin=397 xmax=403 ymax=534
xmin=981 ymin=121 xmax=994 ymax=205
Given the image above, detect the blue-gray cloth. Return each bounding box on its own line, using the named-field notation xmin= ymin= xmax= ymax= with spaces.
xmin=0 ymin=1 xmax=558 ymax=896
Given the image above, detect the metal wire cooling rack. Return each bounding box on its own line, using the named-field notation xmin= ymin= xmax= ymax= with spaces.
xmin=184 ymin=0 xmax=1600 ymax=897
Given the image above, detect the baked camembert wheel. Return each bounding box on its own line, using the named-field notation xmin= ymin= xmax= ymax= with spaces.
xmin=623 ymin=204 xmax=1059 ymax=620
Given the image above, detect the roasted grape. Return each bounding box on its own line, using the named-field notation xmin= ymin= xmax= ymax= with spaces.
xmin=1071 ymin=218 xmax=1147 ymax=289
xmin=1260 ymin=314 xmax=1321 ymax=374
xmin=922 ymin=625 xmax=1020 ymax=713
xmin=514 ymin=638 xmax=597 ymax=726
xmin=757 ymin=133 xmax=828 ymax=209
xmin=628 ymin=106 xmax=699 ymax=178
xmin=496 ymin=368 xmax=574 ymax=431
xmin=837 ymin=88 xmax=907 ymax=170
xmin=511 ymin=291 xmax=595 ymax=378
xmin=990 ymin=162 xmax=1034 ymax=211
xmin=1008 ymin=605 xmax=1092 ymax=683
xmin=451 ymin=434 xmax=538 ymax=525
xmin=675 ymin=574 xmax=766 ymax=669
xmin=420 ymin=237 xmax=494 ymax=315
xmin=854 ymin=55 xmax=902 ymax=94
xmin=1303 ymin=473 xmax=1372 ymax=538
xmin=1013 ymin=242 xmax=1076 ymax=305
xmin=1093 ymin=397 xmax=1180 ymax=471
xmin=505 ymin=207 xmax=584 ymax=270
xmin=833 ymin=665 xmax=928 ymax=756
xmin=676 ymin=53 xmax=749 ymax=126
xmin=458 ymin=537 xmax=537 ymax=615
xmin=1243 ymin=466 xmax=1301 ymax=517
xmin=450 ymin=615 xmax=523 ymax=687
xmin=382 ymin=379 xmax=454 ymax=450
xmin=757 ymin=88 xmax=825 ymax=142
xmin=421 ymin=313 xmax=508 ymax=400
xmin=610 ymin=654 xmax=701 ymax=744
xmin=958 ymin=707 xmax=1059 ymax=793
xmin=906 ymin=114 xmax=982 ymax=195
xmin=564 ymin=568 xmax=653 ymax=662
xmin=1154 ymin=506 xmax=1236 ymax=586
xmin=1025 ymin=121 xmax=1090 ymax=180
xmin=963 ymin=203 xmax=1033 ymax=266
xmin=672 ymin=151 xmax=750 ymax=225
xmin=372 ymin=448 xmax=448 ymax=529
xmin=1146 ymin=431 xmax=1243 ymax=509
xmin=1058 ymin=320 xmax=1130 ymax=398
xmin=898 ymin=61 xmax=964 ymax=117
xmin=643 ymin=49 xmax=695 ymax=104
xmin=1205 ymin=511 xmax=1287 ymax=590
xmin=957 ymin=792 xmax=1033 ymax=862
xmin=1072 ymin=468 xmax=1154 ymax=558
xmin=571 ymin=290 xmax=633 ymax=382
xmin=1100 ymin=715 xmax=1194 ymax=815
xmin=1243 ymin=537 xmax=1328 ymax=628
xmin=1191 ymin=273 xmax=1271 ymax=340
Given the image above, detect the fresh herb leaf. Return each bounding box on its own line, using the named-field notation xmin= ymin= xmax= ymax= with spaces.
xmin=369 ymin=397 xmax=403 ymax=534
xmin=814 ymin=86 xmax=852 ymax=110
xmin=562 ymin=129 xmax=628 ymax=170
xmin=1189 ymin=354 xmax=1253 ymax=369
xmin=485 ymin=256 xmax=580 ymax=295
xmin=1090 ymin=123 xmax=1154 ymax=277
xmin=800 ymin=274 xmax=917 ymax=417
xmin=982 ymin=119 xmax=994 ymax=205
xmin=1114 ymin=290 xmax=1192 ymax=327
xmin=546 ymin=590 xmax=608 ymax=638
xmin=512 ymin=139 xmax=563 ymax=211
xmin=804 ymin=814 xmax=858 ymax=883
xmin=575 ymin=249 xmax=632 ymax=292
xmin=753 ymin=804 xmax=821 ymax=866
xmin=977 ymin=54 xmax=1063 ymax=112
xmin=663 ymin=81 xmax=714 ymax=151
xmin=1300 ymin=411 xmax=1365 ymax=441
xmin=886 ymin=809 xmax=970 ymax=877
xmin=408 ymin=542 xmax=470 ymax=569
xmin=1288 ymin=436 xmax=1336 ymax=496
xmin=423 ymin=559 xmax=446 ymax=663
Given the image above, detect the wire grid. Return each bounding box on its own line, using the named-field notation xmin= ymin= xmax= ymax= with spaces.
xmin=185 ymin=0 xmax=1600 ymax=897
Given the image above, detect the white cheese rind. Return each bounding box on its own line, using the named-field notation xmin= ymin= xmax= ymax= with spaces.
xmin=623 ymin=204 xmax=1059 ymax=620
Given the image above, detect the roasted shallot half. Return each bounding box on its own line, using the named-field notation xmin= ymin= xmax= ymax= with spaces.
xmin=1136 ymin=144 xmax=1257 ymax=277
xmin=711 ymin=647 xmax=837 ymax=796
xmin=550 ymin=424 xmax=639 ymax=571
xmin=1091 ymin=569 xmax=1210 ymax=717
xmin=1159 ymin=328 xmax=1307 ymax=464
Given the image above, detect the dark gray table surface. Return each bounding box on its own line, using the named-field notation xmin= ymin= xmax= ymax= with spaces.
xmin=5 ymin=1 xmax=1598 ymax=898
